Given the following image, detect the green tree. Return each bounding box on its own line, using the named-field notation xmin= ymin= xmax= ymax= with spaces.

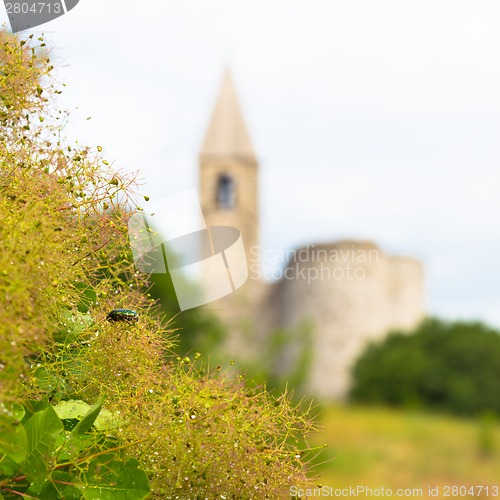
xmin=350 ymin=318 xmax=500 ymax=416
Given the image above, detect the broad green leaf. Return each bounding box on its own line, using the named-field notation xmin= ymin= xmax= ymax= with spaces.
xmin=54 ymin=428 xmax=98 ymax=463
xmin=54 ymin=310 xmax=93 ymax=345
xmin=94 ymin=408 xmax=123 ymax=432
xmin=27 ymin=478 xmax=59 ymax=500
xmin=24 ymin=406 xmax=64 ymax=493
xmin=53 ymin=400 xmax=122 ymax=432
xmin=0 ymin=414 xmax=27 ymax=464
xmin=0 ymin=402 xmax=23 ymax=420
xmin=28 ymin=471 xmax=82 ymax=500
xmin=63 ymin=356 xmax=86 ymax=379
xmin=58 ymin=433 xmax=99 ymax=463
xmin=80 ymin=455 xmax=150 ymax=500
xmin=32 ymin=366 xmax=65 ymax=393
xmin=72 ymin=399 xmax=102 ymax=435
xmin=0 ymin=454 xmax=21 ymax=476
xmin=10 ymin=403 xmax=25 ymax=421
xmin=74 ymin=283 xmax=97 ymax=313
xmin=53 ymin=400 xmax=91 ymax=421
xmin=21 ymin=398 xmax=49 ymax=424
xmin=58 ymin=400 xmax=103 ymax=461
xmin=53 ymin=472 xmax=83 ymax=499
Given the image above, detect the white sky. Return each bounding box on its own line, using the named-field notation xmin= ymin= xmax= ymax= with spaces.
xmin=2 ymin=0 xmax=500 ymax=326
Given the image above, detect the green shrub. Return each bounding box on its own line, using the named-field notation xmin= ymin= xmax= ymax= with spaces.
xmin=0 ymin=30 xmax=317 ymax=498
xmin=350 ymin=318 xmax=500 ymax=416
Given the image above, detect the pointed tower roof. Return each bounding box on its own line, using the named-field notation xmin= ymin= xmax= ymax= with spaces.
xmin=200 ymin=70 xmax=256 ymax=161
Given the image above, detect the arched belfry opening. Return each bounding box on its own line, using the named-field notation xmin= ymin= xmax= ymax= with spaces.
xmin=216 ymin=173 xmax=235 ymax=209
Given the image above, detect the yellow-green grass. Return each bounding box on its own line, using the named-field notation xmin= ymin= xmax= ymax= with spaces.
xmin=309 ymin=405 xmax=500 ymax=492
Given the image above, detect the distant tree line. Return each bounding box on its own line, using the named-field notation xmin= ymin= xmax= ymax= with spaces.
xmin=350 ymin=318 xmax=500 ymax=416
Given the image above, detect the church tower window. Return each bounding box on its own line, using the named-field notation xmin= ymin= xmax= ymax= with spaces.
xmin=217 ymin=173 xmax=235 ymax=209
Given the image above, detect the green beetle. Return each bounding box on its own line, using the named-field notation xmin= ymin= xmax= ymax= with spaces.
xmin=106 ymin=309 xmax=139 ymax=324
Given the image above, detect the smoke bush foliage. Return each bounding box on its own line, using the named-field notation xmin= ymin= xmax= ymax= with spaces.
xmin=350 ymin=318 xmax=500 ymax=416
xmin=0 ymin=30 xmax=317 ymax=498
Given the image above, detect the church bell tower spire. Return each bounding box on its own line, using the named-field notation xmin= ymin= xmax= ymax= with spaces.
xmin=199 ymin=70 xmax=259 ymax=265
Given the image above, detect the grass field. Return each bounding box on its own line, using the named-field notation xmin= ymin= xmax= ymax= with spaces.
xmin=308 ymin=405 xmax=500 ymax=497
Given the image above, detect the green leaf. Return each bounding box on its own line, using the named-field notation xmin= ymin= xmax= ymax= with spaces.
xmin=57 ymin=400 xmax=103 ymax=461
xmin=72 ymin=400 xmax=102 ymax=435
xmin=74 ymin=283 xmax=97 ymax=314
xmin=80 ymin=455 xmax=150 ymax=500
xmin=53 ymin=400 xmax=122 ymax=432
xmin=54 ymin=310 xmax=93 ymax=345
xmin=51 ymin=470 xmax=82 ymax=499
xmin=24 ymin=406 xmax=64 ymax=493
xmin=0 ymin=454 xmax=22 ymax=476
xmin=53 ymin=400 xmax=91 ymax=421
xmin=30 ymin=470 xmax=83 ymax=500
xmin=27 ymin=478 xmax=60 ymax=500
xmin=21 ymin=398 xmax=50 ymax=424
xmin=0 ymin=414 xmax=27 ymax=465
xmin=32 ymin=365 xmax=65 ymax=393
xmin=94 ymin=408 xmax=123 ymax=432
xmin=62 ymin=355 xmax=86 ymax=381
xmin=10 ymin=403 xmax=25 ymax=421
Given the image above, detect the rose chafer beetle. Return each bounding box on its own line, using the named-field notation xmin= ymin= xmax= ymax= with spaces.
xmin=106 ymin=309 xmax=139 ymax=324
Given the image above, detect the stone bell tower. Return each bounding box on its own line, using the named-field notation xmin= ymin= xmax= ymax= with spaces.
xmin=199 ymin=70 xmax=259 ymax=269
xmin=198 ymin=70 xmax=266 ymax=351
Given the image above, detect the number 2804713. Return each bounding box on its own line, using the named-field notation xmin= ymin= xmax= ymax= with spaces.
xmin=5 ymin=3 xmax=62 ymax=14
